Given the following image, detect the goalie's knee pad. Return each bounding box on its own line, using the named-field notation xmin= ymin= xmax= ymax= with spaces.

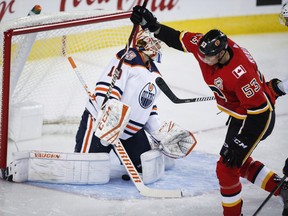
xmin=164 ymin=155 xmax=175 ymax=170
xmin=141 ymin=150 xmax=165 ymax=184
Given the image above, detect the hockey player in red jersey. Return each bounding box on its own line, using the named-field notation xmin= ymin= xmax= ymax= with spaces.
xmin=131 ymin=6 xmax=288 ymax=216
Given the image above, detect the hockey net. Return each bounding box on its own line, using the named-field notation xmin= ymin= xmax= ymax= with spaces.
xmin=0 ymin=9 xmax=133 ymax=168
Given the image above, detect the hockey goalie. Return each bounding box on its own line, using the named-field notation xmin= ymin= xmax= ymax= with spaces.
xmin=3 ymin=30 xmax=197 ymax=186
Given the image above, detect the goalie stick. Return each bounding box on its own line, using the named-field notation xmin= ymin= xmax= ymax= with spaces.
xmin=155 ymin=77 xmax=215 ymax=104
xmin=101 ymin=1 xmax=146 ymax=111
xmin=68 ymin=57 xmax=99 ymax=112
xmin=115 ymin=141 xmax=182 ymax=198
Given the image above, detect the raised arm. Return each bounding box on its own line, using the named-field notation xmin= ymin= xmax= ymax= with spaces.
xmin=130 ymin=6 xmax=184 ymax=51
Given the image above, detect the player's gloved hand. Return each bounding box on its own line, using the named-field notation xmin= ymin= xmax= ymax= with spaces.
xmin=130 ymin=6 xmax=161 ymax=32
xmin=130 ymin=6 xmax=142 ymax=25
xmin=283 ymin=158 xmax=288 ymax=176
xmin=130 ymin=5 xmax=142 ymax=25
xmin=220 ymin=135 xmax=251 ymax=168
xmin=267 ymin=78 xmax=286 ymax=97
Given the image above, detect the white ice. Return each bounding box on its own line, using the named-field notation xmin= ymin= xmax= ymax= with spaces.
xmin=1 ymin=32 xmax=288 ymax=216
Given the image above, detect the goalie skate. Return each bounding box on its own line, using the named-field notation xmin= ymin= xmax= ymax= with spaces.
xmin=279 ymin=178 xmax=288 ymax=216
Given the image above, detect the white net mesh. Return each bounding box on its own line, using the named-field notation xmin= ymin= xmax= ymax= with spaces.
xmin=0 ymin=9 xmax=132 ymax=167
xmin=2 ymin=10 xmax=131 ymax=122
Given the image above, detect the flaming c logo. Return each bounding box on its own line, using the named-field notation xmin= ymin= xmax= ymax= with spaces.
xmin=215 ymin=39 xmax=220 ymax=47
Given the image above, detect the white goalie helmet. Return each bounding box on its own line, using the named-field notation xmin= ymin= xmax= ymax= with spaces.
xmin=135 ymin=29 xmax=162 ymax=63
xmin=279 ymin=2 xmax=288 ymax=26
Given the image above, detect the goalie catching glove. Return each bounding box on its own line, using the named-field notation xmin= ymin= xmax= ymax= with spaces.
xmin=151 ymin=121 xmax=197 ymax=159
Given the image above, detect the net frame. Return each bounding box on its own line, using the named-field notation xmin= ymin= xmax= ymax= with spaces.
xmin=0 ymin=10 xmax=132 ymax=169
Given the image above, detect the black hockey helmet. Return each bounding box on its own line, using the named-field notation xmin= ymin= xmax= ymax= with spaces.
xmin=198 ymin=29 xmax=228 ymax=57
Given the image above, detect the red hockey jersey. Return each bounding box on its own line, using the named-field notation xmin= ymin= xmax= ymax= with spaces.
xmin=180 ymin=32 xmax=276 ymax=119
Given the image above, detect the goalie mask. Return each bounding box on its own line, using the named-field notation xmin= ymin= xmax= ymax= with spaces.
xmin=135 ymin=29 xmax=162 ymax=63
xmin=279 ymin=2 xmax=288 ymax=26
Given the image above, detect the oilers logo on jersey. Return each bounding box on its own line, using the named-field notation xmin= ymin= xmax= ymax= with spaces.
xmin=139 ymin=82 xmax=157 ymax=108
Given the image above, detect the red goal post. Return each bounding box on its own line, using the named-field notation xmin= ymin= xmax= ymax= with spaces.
xmin=0 ymin=9 xmax=134 ymax=169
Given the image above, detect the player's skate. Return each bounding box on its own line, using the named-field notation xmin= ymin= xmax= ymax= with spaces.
xmin=281 ymin=182 xmax=288 ymax=216
xmin=275 ymin=176 xmax=288 ymax=216
xmin=0 ymin=166 xmax=13 ymax=181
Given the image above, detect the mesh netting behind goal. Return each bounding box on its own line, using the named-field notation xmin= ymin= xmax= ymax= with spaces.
xmin=0 ymin=9 xmax=133 ymax=168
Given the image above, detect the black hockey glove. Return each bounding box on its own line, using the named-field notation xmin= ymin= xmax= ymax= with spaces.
xmin=130 ymin=5 xmax=142 ymax=25
xmin=267 ymin=78 xmax=286 ymax=97
xmin=220 ymin=135 xmax=252 ymax=168
xmin=130 ymin=6 xmax=161 ymax=32
xmin=284 ymin=158 xmax=288 ymax=176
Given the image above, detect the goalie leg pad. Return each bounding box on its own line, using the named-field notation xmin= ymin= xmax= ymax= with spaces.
xmin=148 ymin=138 xmax=175 ymax=170
xmin=164 ymin=155 xmax=175 ymax=170
xmin=9 ymin=151 xmax=110 ymax=184
xmin=95 ymin=99 xmax=131 ymax=145
xmin=8 ymin=151 xmax=30 ymax=182
xmin=141 ymin=150 xmax=165 ymax=184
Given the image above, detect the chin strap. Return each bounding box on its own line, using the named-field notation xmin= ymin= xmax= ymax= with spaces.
xmin=217 ymin=49 xmax=227 ymax=64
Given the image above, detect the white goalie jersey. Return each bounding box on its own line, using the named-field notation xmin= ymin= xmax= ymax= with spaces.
xmin=86 ymin=48 xmax=162 ymax=140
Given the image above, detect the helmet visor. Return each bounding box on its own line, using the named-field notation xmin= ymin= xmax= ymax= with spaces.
xmin=198 ymin=52 xmax=220 ymax=66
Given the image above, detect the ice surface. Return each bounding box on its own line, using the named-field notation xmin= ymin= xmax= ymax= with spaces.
xmin=1 ymin=32 xmax=288 ymax=216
